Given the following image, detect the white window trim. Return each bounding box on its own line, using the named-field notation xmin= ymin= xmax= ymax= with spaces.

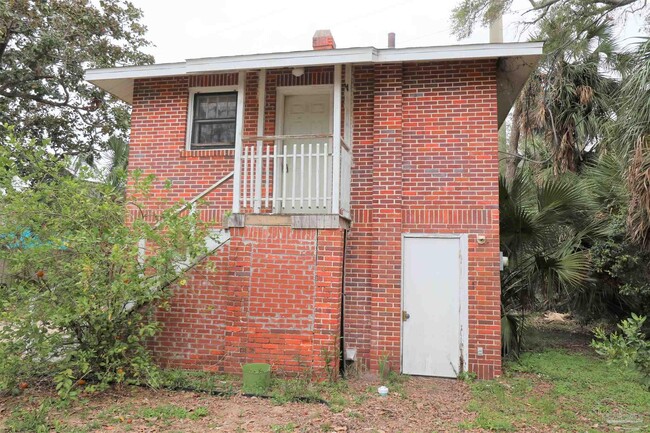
xmin=186 ymin=85 xmax=240 ymax=151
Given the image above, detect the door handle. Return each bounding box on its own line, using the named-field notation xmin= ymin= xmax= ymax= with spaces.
xmin=402 ymin=310 xmax=410 ymax=321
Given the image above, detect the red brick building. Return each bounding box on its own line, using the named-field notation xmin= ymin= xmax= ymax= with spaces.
xmin=86 ymin=32 xmax=541 ymax=379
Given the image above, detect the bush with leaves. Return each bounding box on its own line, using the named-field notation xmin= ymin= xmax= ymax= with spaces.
xmin=0 ymin=128 xmax=212 ymax=398
xmin=592 ymin=314 xmax=650 ymax=389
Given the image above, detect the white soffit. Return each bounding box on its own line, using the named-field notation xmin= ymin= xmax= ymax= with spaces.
xmin=85 ymin=42 xmax=543 ymax=105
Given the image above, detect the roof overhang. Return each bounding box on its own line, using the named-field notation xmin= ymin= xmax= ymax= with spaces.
xmin=85 ymin=41 xmax=543 ymax=125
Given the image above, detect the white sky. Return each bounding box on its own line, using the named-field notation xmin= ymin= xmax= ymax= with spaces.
xmin=130 ymin=0 xmax=647 ymax=63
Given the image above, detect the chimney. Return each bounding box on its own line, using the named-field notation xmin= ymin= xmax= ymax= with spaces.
xmin=388 ymin=32 xmax=396 ymax=48
xmin=489 ymin=15 xmax=503 ymax=43
xmin=313 ymin=29 xmax=336 ymax=50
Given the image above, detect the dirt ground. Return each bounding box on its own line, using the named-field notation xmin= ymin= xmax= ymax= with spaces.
xmin=1 ymin=376 xmax=480 ymax=433
xmin=2 ymin=318 xmax=645 ymax=432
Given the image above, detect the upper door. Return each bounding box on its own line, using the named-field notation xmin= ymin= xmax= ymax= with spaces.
xmin=402 ymin=235 xmax=466 ymax=377
xmin=279 ymin=93 xmax=332 ymax=213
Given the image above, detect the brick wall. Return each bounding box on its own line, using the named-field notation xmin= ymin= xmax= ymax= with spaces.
xmin=151 ymin=225 xmax=344 ymax=374
xmin=129 ymin=74 xmax=236 ymax=223
xmin=345 ymin=60 xmax=501 ymax=379
xmin=130 ymin=69 xmax=344 ymax=375
xmin=129 ymin=60 xmax=501 ymax=379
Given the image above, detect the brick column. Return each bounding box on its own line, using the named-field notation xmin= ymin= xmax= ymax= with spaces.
xmin=370 ymin=63 xmax=404 ymax=372
xmin=312 ymin=229 xmax=345 ymax=376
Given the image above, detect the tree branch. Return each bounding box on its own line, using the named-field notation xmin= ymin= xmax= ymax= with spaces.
xmin=0 ymin=20 xmax=16 ymax=64
xmin=0 ymin=75 xmax=57 ymax=93
xmin=0 ymin=88 xmax=96 ymax=111
xmin=529 ymin=0 xmax=638 ymax=9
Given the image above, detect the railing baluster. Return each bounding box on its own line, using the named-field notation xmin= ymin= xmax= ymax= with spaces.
xmin=291 ymin=144 xmax=297 ymax=210
xmin=282 ymin=144 xmax=287 ymax=210
xmin=243 ymin=146 xmax=248 ymax=209
xmin=315 ymin=143 xmax=320 ymax=209
xmin=323 ymin=142 xmax=328 ymax=209
xmin=307 ymin=143 xmax=312 ymax=209
xmin=248 ymin=146 xmax=257 ymax=208
xmin=299 ymin=143 xmax=304 ymax=209
xmin=265 ymin=145 xmax=270 ymax=209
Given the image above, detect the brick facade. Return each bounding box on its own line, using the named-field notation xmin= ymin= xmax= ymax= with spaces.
xmin=150 ymin=225 xmax=344 ymax=374
xmin=128 ymin=59 xmax=501 ymax=379
xmin=345 ymin=60 xmax=501 ymax=378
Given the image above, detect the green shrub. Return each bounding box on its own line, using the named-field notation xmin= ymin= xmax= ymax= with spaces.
xmin=592 ymin=314 xmax=650 ymax=389
xmin=0 ymin=128 xmax=211 ymax=398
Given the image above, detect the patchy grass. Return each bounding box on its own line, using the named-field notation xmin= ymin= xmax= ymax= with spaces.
xmin=270 ymin=422 xmax=297 ymax=432
xmin=462 ymin=321 xmax=650 ymax=432
xmin=157 ymin=369 xmax=237 ymax=394
xmin=138 ymin=404 xmax=209 ymax=421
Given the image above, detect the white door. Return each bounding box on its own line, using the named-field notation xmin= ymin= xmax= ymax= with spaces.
xmin=402 ymin=235 xmax=465 ymax=377
xmin=280 ymin=93 xmax=332 ymax=213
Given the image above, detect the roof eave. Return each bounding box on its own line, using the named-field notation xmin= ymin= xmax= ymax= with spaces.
xmin=85 ymin=42 xmax=544 ymax=106
xmin=496 ymin=53 xmax=542 ymax=127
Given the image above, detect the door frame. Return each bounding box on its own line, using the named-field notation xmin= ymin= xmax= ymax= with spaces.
xmin=400 ymin=233 xmax=469 ymax=375
xmin=274 ymin=85 xmax=334 ymax=213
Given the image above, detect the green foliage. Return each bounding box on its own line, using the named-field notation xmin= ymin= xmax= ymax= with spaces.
xmin=320 ymin=344 xmax=338 ymax=382
xmin=270 ymin=422 xmax=297 ymax=433
xmin=271 ymin=377 xmax=320 ymax=404
xmin=0 ymin=129 xmax=211 ymax=398
xmin=4 ymin=399 xmax=53 ymax=433
xmin=614 ymin=38 xmax=650 ymax=248
xmin=158 ymin=369 xmax=236 ymax=394
xmin=270 ymin=374 xmax=348 ymax=410
xmin=593 ymin=314 xmax=650 ymax=389
xmin=377 ymin=352 xmax=390 ymax=381
xmin=499 ymin=171 xmax=605 ymax=355
xmin=0 ymin=0 xmax=153 ymax=159
xmin=451 ymin=0 xmax=511 ymax=39
xmin=513 ymin=19 xmax=619 ymax=175
xmin=138 ymin=404 xmax=208 ymax=421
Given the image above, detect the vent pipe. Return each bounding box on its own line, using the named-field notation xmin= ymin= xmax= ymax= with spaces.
xmin=388 ymin=32 xmax=396 ymax=48
xmin=489 ymin=16 xmax=503 ymax=43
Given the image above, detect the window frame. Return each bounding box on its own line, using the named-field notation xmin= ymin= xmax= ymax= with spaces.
xmin=186 ymin=86 xmax=240 ymax=151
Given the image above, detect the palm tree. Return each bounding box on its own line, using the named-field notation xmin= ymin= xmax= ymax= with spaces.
xmin=505 ymin=18 xmax=618 ymax=181
xmin=499 ymin=171 xmax=605 ymax=355
xmin=72 ymin=136 xmax=129 ymax=193
xmin=103 ymin=136 xmax=129 ymax=193
xmin=615 ymin=38 xmax=650 ymax=249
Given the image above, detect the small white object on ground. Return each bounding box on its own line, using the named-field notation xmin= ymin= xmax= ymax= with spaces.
xmin=378 ymin=386 xmax=389 ymax=396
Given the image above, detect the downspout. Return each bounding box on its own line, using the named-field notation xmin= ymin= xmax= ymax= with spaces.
xmin=339 ymin=229 xmax=348 ymax=375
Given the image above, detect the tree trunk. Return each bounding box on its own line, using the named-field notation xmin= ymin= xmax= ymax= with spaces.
xmin=505 ymin=102 xmax=522 ymax=183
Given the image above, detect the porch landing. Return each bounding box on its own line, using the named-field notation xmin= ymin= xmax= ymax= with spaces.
xmin=225 ymin=213 xmax=350 ymax=230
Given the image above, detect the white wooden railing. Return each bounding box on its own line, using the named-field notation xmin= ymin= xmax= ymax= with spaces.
xmin=240 ymin=141 xmax=333 ymax=213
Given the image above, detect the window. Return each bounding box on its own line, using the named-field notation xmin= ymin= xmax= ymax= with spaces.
xmin=189 ymin=92 xmax=237 ymax=149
